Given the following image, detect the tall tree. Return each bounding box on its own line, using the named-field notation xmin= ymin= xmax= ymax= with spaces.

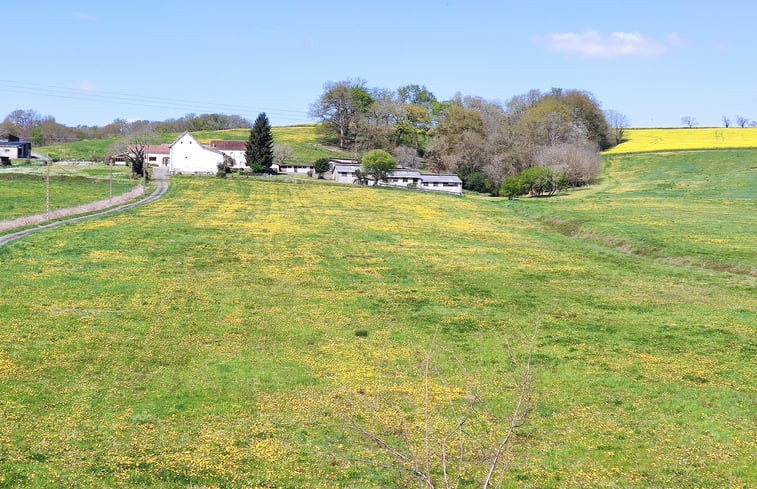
xmin=735 ymin=115 xmax=749 ymax=128
xmin=246 ymin=113 xmax=274 ymax=173
xmin=547 ymin=89 xmax=613 ymax=149
xmin=309 ymin=80 xmax=372 ymax=149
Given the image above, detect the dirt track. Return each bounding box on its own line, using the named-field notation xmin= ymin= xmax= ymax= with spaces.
xmin=0 ymin=168 xmax=169 ymax=247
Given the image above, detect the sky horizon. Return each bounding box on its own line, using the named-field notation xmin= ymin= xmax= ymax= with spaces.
xmin=2 ymin=1 xmax=755 ymax=129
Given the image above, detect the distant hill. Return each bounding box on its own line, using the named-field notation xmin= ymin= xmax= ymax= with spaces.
xmin=38 ymin=125 xmax=353 ymax=163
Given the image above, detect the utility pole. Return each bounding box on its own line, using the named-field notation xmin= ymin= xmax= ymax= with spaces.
xmin=45 ymin=155 xmax=51 ymax=219
xmin=109 ymin=159 xmax=113 ymax=202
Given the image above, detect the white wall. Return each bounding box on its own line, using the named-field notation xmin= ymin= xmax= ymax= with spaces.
xmin=279 ymin=165 xmax=314 ymax=174
xmin=169 ymin=132 xmax=223 ymax=174
xmin=219 ymin=150 xmax=246 ymax=168
xmin=421 ymin=181 xmax=463 ymax=195
xmin=146 ymin=152 xmax=170 ymax=167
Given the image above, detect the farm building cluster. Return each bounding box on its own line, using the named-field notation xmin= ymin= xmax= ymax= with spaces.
xmin=110 ymin=132 xmax=463 ymax=195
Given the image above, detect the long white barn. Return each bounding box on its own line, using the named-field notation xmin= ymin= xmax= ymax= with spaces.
xmin=330 ymin=159 xmax=463 ymax=195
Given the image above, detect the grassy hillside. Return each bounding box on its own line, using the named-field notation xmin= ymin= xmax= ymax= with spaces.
xmin=35 ymin=137 xmax=120 ymax=162
xmin=606 ymin=127 xmax=757 ymax=154
xmin=0 ymin=151 xmax=753 ymax=487
xmin=0 ymin=165 xmax=137 ymax=222
xmin=38 ymin=125 xmax=352 ymax=164
xmin=513 ymin=149 xmax=757 ymax=275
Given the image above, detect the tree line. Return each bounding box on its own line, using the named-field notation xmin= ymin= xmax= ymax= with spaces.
xmin=1 ymin=110 xmax=251 ymax=146
xmin=310 ymin=80 xmax=625 ymax=195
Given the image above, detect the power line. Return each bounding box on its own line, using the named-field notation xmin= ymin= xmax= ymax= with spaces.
xmin=0 ymin=79 xmax=312 ymax=123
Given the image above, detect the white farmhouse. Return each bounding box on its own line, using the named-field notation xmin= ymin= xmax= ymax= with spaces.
xmin=209 ymin=140 xmax=247 ymax=169
xmin=108 ymin=144 xmax=170 ymax=167
xmin=169 ymin=131 xmax=224 ymax=174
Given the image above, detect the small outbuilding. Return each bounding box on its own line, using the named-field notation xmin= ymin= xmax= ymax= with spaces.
xmin=331 ymin=161 xmax=362 ymax=183
xmin=0 ymin=133 xmax=31 ymax=163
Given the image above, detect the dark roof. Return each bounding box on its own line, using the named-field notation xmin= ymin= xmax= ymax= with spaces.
xmin=0 ymin=133 xmax=19 ymax=142
xmin=209 ymin=140 xmax=246 ymax=151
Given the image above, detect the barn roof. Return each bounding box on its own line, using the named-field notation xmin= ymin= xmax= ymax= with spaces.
xmin=420 ymin=174 xmax=462 ymax=184
xmin=144 ymin=144 xmax=170 ymax=154
xmin=209 ymin=140 xmax=246 ymax=151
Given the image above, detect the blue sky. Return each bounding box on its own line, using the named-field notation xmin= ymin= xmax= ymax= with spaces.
xmin=2 ymin=0 xmax=755 ymax=128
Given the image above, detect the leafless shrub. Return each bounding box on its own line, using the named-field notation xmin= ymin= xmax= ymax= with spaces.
xmin=344 ymin=324 xmax=538 ymax=488
xmin=394 ymin=146 xmax=422 ymax=169
xmin=535 ymin=141 xmax=602 ymax=187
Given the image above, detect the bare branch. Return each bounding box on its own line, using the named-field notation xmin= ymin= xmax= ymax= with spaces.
xmin=348 ymin=417 xmax=414 ymax=467
xmin=483 ymin=322 xmax=538 ymax=488
xmin=345 ymin=457 xmax=433 ymax=485
xmin=425 ymin=326 xmax=440 ymax=484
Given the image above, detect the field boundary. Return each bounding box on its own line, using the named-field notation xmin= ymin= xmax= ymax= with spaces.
xmin=0 ymin=176 xmax=168 ymax=246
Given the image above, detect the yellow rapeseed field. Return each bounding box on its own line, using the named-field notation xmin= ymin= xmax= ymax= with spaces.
xmin=605 ymin=127 xmax=757 ymax=154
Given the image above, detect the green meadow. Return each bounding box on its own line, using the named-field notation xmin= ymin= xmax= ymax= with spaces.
xmin=0 ymin=150 xmax=754 ymax=487
xmin=514 ymin=150 xmax=757 ymax=275
xmin=0 ymin=165 xmax=138 ymax=222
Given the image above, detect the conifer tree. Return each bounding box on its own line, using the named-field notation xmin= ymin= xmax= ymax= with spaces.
xmin=246 ymin=112 xmax=274 ymax=173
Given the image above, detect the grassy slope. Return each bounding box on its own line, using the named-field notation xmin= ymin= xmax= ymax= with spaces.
xmin=0 ymin=165 xmax=137 ymax=221
xmin=513 ymin=150 xmax=757 ymax=275
xmin=0 ymin=154 xmax=754 ymax=487
xmin=35 ymin=137 xmax=120 ymax=161
xmin=606 ymin=127 xmax=757 ymax=154
xmin=39 ymin=125 xmax=352 ymax=164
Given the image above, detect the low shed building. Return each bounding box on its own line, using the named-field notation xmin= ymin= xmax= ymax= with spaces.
xmin=419 ymin=174 xmax=463 ymax=195
xmin=331 ymin=162 xmax=362 ymax=183
xmin=0 ymin=140 xmax=32 ymax=161
xmin=386 ymin=169 xmax=422 ymax=188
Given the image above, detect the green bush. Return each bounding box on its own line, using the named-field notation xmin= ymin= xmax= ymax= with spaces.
xmin=500 ymin=167 xmax=569 ymax=198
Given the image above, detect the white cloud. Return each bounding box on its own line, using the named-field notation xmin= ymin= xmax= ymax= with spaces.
xmin=73 ymin=12 xmax=97 ymax=22
xmin=665 ymin=33 xmax=687 ymax=48
xmin=538 ymin=30 xmax=680 ymax=58
xmin=76 ymin=80 xmax=99 ymax=93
